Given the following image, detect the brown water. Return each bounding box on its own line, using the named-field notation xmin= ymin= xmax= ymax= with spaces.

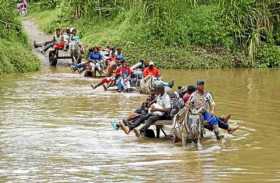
xmin=0 ymin=20 xmax=279 ymax=182
xmin=1 ymin=67 xmax=280 ymax=183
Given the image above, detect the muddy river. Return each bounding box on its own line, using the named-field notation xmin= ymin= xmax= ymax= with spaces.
xmin=0 ymin=20 xmax=279 ymax=182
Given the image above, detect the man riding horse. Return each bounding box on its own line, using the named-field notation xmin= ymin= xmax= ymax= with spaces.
xmin=139 ymin=62 xmax=174 ymax=94
xmin=186 ymin=80 xmax=239 ymax=140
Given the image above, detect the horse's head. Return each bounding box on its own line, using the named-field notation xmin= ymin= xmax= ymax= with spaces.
xmin=187 ymin=114 xmax=201 ymax=139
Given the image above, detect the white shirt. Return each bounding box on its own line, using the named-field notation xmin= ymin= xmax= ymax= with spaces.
xmin=156 ymin=93 xmax=171 ymax=109
xmin=148 ymin=93 xmax=171 ymax=116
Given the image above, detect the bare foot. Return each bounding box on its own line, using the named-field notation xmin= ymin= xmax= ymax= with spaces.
xmin=223 ymin=114 xmax=231 ymax=123
xmin=119 ymin=121 xmax=129 ymax=134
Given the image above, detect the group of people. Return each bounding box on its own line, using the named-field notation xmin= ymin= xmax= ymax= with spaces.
xmin=36 ymin=27 xmax=239 ymax=141
xmin=113 ymin=80 xmax=239 ymax=140
xmin=71 ymin=46 xmax=125 ymax=77
xmin=34 ymin=27 xmax=81 ymax=54
xmin=69 ymin=43 xmax=173 ymax=92
xmin=89 ymin=57 xmax=174 ymax=92
xmin=35 ymin=27 xmax=173 ymax=93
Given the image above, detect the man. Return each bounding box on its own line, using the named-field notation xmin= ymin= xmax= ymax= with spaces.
xmin=115 ymin=48 xmax=124 ymax=63
xmin=115 ymin=60 xmax=132 ymax=92
xmin=112 ymin=92 xmax=156 ymax=131
xmin=185 ymin=82 xmax=238 ymax=135
xmin=71 ymin=47 xmax=103 ymax=73
xmin=34 ymin=28 xmax=61 ymax=53
xmin=130 ymin=60 xmax=149 ymax=87
xmin=187 ymin=80 xmax=240 ymax=140
xmin=143 ymin=62 xmax=160 ymax=78
xmin=186 ymin=80 xmax=221 ymax=139
xmin=119 ymin=84 xmax=171 ymax=137
xmin=143 ymin=62 xmax=174 ymax=88
xmin=187 ymin=80 xmax=215 ymax=113
xmin=138 ymin=84 xmax=171 ymax=136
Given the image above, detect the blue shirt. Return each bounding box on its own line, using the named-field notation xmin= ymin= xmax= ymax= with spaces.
xmin=116 ymin=53 xmax=124 ymax=61
xmin=202 ymin=112 xmax=219 ymax=125
xmin=88 ymin=51 xmax=103 ymax=62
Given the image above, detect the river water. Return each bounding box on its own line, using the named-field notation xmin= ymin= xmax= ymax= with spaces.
xmin=0 ymin=20 xmax=279 ymax=182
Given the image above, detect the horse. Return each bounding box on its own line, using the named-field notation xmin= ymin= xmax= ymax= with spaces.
xmin=69 ymin=40 xmax=82 ymax=64
xmin=139 ymin=76 xmax=155 ymax=94
xmin=172 ymin=108 xmax=204 ymax=146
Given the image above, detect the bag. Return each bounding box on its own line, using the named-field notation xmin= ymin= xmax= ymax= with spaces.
xmin=144 ymin=129 xmax=155 ymax=138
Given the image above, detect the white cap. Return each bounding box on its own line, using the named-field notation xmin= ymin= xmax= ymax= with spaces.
xmin=149 ymin=61 xmax=155 ymax=66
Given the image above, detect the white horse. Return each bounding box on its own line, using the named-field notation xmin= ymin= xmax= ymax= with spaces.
xmin=171 ymin=108 xmax=204 ymax=146
xmin=139 ymin=76 xmax=155 ymax=94
xmin=69 ymin=40 xmax=82 ymax=64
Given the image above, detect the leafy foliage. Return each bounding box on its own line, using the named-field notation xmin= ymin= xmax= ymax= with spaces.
xmin=256 ymin=44 xmax=280 ymax=68
xmin=220 ymin=0 xmax=280 ymax=65
xmin=30 ymin=0 xmax=280 ymax=68
xmin=0 ymin=0 xmax=40 ymax=74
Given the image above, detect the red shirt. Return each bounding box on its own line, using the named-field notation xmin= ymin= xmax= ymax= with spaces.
xmin=106 ymin=55 xmax=116 ymax=63
xmin=183 ymin=93 xmax=191 ymax=104
xmin=116 ymin=66 xmax=132 ymax=77
xmin=143 ymin=67 xmax=160 ymax=77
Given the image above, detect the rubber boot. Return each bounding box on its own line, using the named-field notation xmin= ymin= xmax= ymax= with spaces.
xmin=213 ymin=125 xmax=222 ymax=140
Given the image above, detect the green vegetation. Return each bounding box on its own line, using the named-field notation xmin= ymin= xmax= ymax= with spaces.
xmin=0 ymin=0 xmax=40 ymax=75
xmin=29 ymin=0 xmax=280 ymax=68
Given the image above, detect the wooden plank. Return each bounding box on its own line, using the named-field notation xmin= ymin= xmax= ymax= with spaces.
xmin=154 ymin=120 xmax=173 ymax=126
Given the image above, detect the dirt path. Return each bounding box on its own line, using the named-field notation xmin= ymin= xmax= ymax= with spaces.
xmin=22 ymin=19 xmax=51 ymax=65
xmin=22 ymin=18 xmax=71 ymax=66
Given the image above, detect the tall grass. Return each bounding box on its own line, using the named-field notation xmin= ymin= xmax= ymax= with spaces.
xmin=219 ymin=0 xmax=280 ymax=65
xmin=0 ymin=0 xmax=40 ymax=74
xmin=31 ymin=0 xmax=280 ymax=68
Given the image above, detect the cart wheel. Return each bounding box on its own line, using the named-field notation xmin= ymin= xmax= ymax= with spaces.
xmin=49 ymin=50 xmax=57 ymax=66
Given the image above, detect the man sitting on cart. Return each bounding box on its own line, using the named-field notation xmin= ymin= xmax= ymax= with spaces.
xmin=115 ymin=60 xmax=132 ymax=92
xmin=71 ymin=46 xmax=103 ymax=73
xmin=34 ymin=28 xmax=62 ymax=54
xmin=119 ymin=84 xmax=171 ymax=137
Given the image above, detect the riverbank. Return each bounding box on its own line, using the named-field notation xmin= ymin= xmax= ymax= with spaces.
xmin=0 ymin=38 xmax=40 ymax=75
xmin=29 ymin=1 xmax=280 ymax=69
xmin=0 ymin=1 xmax=40 ymax=75
xmin=28 ymin=8 xmax=245 ymax=69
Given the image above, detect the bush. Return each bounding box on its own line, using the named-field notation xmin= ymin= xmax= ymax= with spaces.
xmin=30 ymin=0 xmax=253 ymax=69
xmin=0 ymin=39 xmax=40 ymax=75
xmin=256 ymin=45 xmax=280 ymax=68
xmin=40 ymin=0 xmax=59 ymax=9
xmin=0 ymin=0 xmax=41 ymax=75
xmin=183 ymin=5 xmax=233 ymax=48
